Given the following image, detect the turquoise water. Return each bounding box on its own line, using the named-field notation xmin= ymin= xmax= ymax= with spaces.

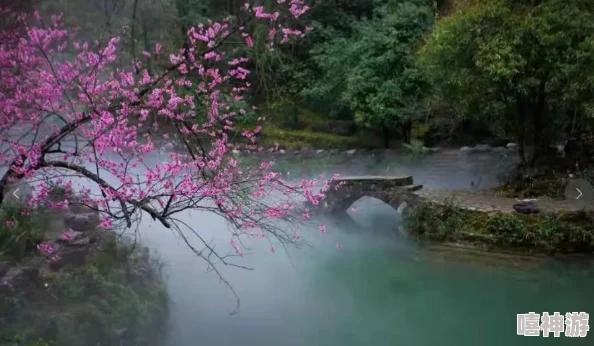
xmin=139 ymin=198 xmax=594 ymax=346
xmin=133 ymin=150 xmax=594 ymax=345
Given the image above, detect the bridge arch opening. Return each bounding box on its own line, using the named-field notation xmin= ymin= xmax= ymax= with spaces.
xmin=346 ymin=195 xmax=402 ymax=228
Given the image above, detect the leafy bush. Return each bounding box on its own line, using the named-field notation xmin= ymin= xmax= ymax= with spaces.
xmin=0 ymin=206 xmax=46 ymax=261
xmin=404 ymin=200 xmax=462 ymax=240
xmin=403 ymin=139 xmax=428 ymax=158
xmin=485 ymin=214 xmax=528 ymax=244
xmin=405 ymin=200 xmax=594 ymax=252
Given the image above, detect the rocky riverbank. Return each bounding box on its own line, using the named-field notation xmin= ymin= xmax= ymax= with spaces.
xmin=0 ymin=184 xmax=169 ymax=346
xmin=403 ymin=199 xmax=594 ymax=255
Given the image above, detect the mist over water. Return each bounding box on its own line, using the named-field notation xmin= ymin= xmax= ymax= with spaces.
xmin=2 ymin=146 xmax=594 ymax=345
xmin=134 ymin=150 xmax=592 ymax=346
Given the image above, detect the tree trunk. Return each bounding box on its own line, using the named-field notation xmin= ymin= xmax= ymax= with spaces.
xmin=382 ymin=125 xmax=390 ymax=148
xmin=131 ymin=0 xmax=140 ymax=74
xmin=401 ymin=120 xmax=412 ymax=144
xmin=529 ymin=77 xmax=549 ymax=166
xmin=515 ymin=95 xmax=528 ymax=166
xmin=141 ymin=18 xmax=152 ymax=75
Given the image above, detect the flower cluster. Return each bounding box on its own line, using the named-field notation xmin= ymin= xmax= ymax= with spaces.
xmin=0 ymin=1 xmax=339 ymax=268
xmin=36 ymin=243 xmax=54 ymax=255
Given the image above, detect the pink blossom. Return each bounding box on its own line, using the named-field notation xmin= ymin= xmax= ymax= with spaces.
xmin=60 ymin=231 xmax=74 ymax=242
xmin=319 ymin=225 xmax=326 ymax=234
xmin=37 ymin=243 xmax=54 ymax=255
xmin=0 ymin=4 xmax=345 ymax=272
xmin=5 ymin=220 xmax=15 ymax=228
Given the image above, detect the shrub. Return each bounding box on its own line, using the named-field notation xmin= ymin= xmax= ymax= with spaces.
xmin=0 ymin=241 xmax=170 ymax=346
xmin=0 ymin=206 xmax=46 ymax=261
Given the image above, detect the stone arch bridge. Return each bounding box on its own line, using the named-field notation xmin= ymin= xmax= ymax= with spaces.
xmin=322 ymin=176 xmax=423 ymax=215
xmin=321 ymin=176 xmax=594 ymax=215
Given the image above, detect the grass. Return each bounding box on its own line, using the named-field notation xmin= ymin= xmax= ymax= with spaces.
xmin=495 ymin=178 xmax=567 ymax=199
xmin=260 ymin=126 xmax=361 ymax=150
xmin=404 ymin=200 xmax=594 ymax=253
xmin=256 ymin=103 xmax=382 ymax=149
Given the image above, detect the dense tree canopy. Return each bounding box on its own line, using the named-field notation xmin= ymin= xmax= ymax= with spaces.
xmin=420 ymin=0 xmax=594 ymax=164
xmin=302 ymin=0 xmax=434 ymax=146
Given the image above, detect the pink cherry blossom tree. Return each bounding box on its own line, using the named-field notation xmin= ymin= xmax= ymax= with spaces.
xmin=0 ymin=0 xmax=336 ymax=303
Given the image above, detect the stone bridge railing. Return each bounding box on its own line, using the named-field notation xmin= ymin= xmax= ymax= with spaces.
xmin=322 ymin=176 xmax=423 ymax=214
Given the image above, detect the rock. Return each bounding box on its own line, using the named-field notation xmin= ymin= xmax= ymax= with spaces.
xmin=460 ymin=146 xmax=474 ymax=153
xmin=396 ymin=201 xmax=408 ymax=214
xmin=316 ymin=149 xmax=325 ymax=155
xmin=50 ymin=247 xmax=88 ymax=270
xmin=2 ymin=179 xmax=33 ymax=208
xmin=0 ymin=268 xmax=23 ymax=294
xmin=475 ymin=144 xmax=492 ymax=152
xmin=0 ymin=266 xmax=39 ymax=294
xmin=513 ymin=200 xmax=540 ymax=214
xmin=553 ymin=143 xmax=566 ymax=158
xmin=70 ymin=236 xmax=91 ymax=246
xmin=506 ymin=142 xmax=518 ymax=149
xmin=0 ymin=262 xmax=9 ymax=278
xmin=56 ymin=231 xmax=84 ymax=243
xmin=232 ymin=149 xmax=240 ymax=155
xmin=278 ymin=149 xmax=286 ymax=154
xmin=344 ymin=149 xmax=357 ymax=155
xmin=492 ymin=146 xmax=506 ymax=153
xmin=64 ymin=213 xmax=97 ymax=232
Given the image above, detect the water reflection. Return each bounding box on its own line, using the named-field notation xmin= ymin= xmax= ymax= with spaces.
xmin=2 ymin=145 xmax=592 ymax=345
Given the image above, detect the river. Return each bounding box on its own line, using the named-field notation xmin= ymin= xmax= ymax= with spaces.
xmin=132 ymin=149 xmax=594 ymax=346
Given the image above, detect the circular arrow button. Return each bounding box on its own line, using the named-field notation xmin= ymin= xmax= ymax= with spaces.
xmin=564 ymin=178 xmax=594 ymax=200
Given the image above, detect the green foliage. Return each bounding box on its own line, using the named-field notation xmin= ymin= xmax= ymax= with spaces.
xmin=485 ymin=214 xmax=531 ymax=244
xmin=303 ymin=1 xmax=434 ymax=144
xmin=419 ymin=0 xmax=594 ymax=162
xmin=261 ymin=126 xmax=360 ymax=150
xmin=0 ymin=207 xmax=46 ymax=261
xmin=404 ymin=200 xmax=463 ymax=240
xmin=1 ymin=241 xmax=170 ymax=346
xmin=403 ymin=139 xmax=429 ymax=158
xmin=405 ymin=201 xmax=594 ymax=252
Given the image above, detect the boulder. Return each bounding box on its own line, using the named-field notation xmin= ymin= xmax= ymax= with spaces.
xmin=492 ymin=146 xmax=506 ymax=153
xmin=316 ymin=149 xmax=325 ymax=155
xmin=344 ymin=149 xmax=357 ymax=155
xmin=460 ymin=146 xmax=474 ymax=153
xmin=475 ymin=144 xmax=492 ymax=152
xmin=506 ymin=142 xmax=518 ymax=150
xmin=513 ymin=199 xmax=540 ymax=214
xmin=64 ymin=213 xmax=98 ymax=232
xmin=0 ymin=266 xmax=40 ymax=295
